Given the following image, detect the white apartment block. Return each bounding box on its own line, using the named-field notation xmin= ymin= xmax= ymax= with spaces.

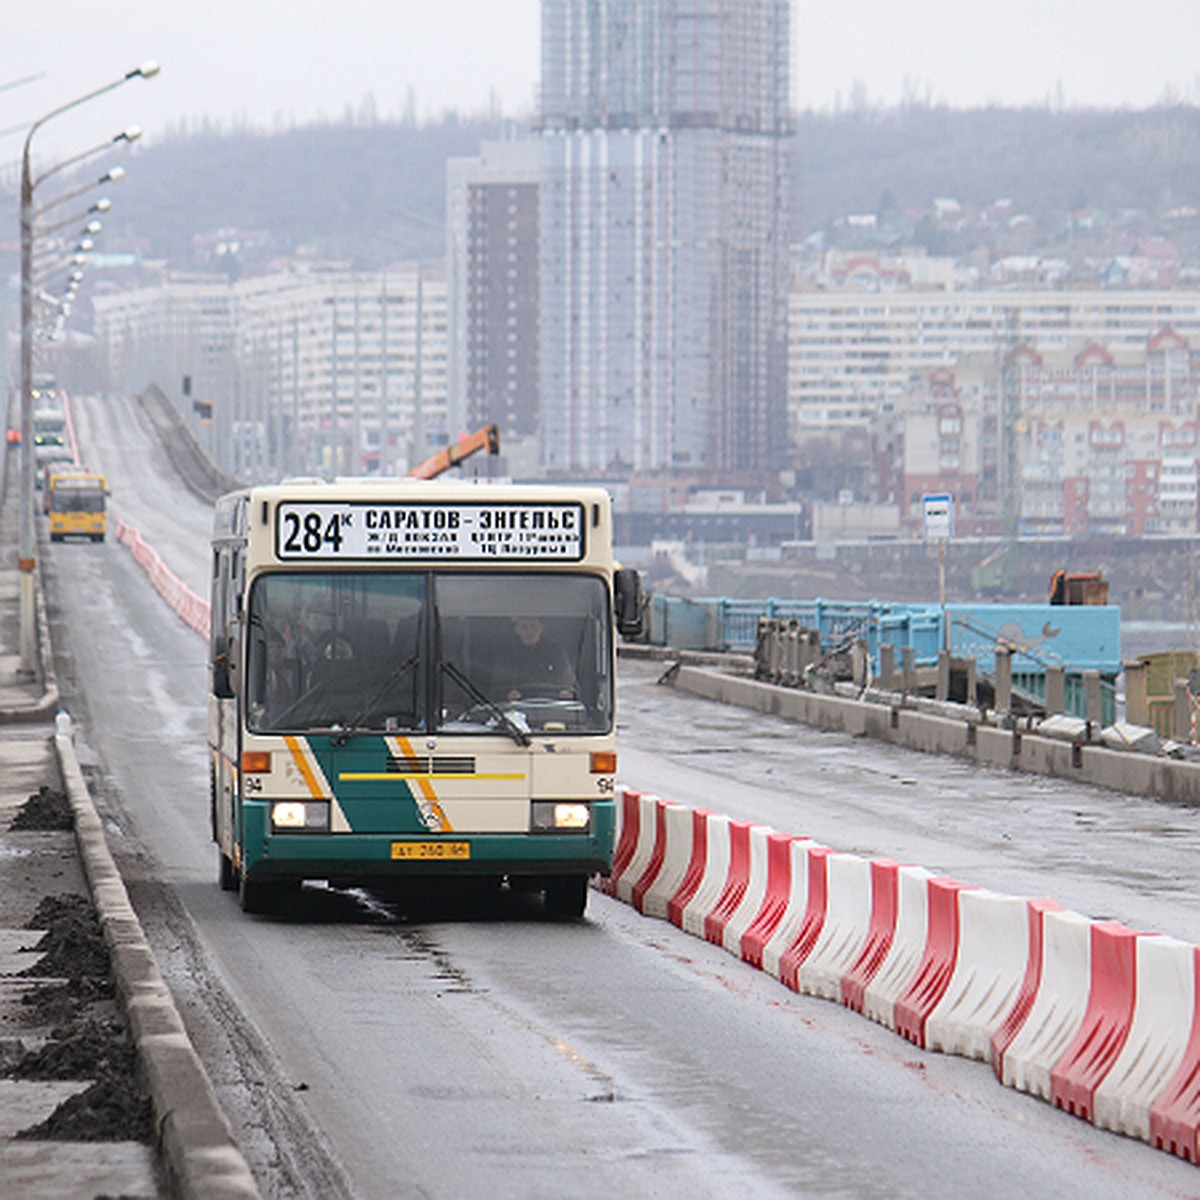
xmin=789 ymin=287 xmax=1200 ymax=442
xmin=899 ymin=338 xmax=1200 ymax=537
xmin=94 ymin=264 xmax=448 ymax=480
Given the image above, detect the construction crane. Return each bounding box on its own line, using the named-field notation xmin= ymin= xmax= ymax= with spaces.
xmin=407 ymin=423 xmax=500 ymax=480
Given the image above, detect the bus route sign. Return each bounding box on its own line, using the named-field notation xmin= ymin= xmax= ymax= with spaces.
xmin=921 ymin=493 xmax=953 ymax=541
xmin=275 ymin=501 xmax=586 ymax=562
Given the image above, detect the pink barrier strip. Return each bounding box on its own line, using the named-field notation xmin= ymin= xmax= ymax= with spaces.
xmin=894 ymin=878 xmax=971 ymax=1048
xmin=1050 ymin=921 xmax=1141 ymax=1122
xmin=116 ymin=520 xmax=211 ymax=639
xmin=630 ymin=797 xmax=675 ymax=914
xmin=841 ymin=859 xmax=900 ymax=1013
xmin=641 ymin=804 xmax=700 ymax=920
xmin=666 ymin=809 xmax=713 ymax=927
xmin=990 ymin=897 xmax=1064 ymax=1079
xmin=740 ymin=833 xmax=797 ymax=970
xmin=1150 ymin=948 xmax=1200 ymax=1162
xmin=777 ymin=846 xmax=833 ymax=992
xmin=614 ymin=793 xmax=664 ymax=905
xmin=704 ymin=819 xmax=755 ymax=945
xmin=600 ymin=788 xmax=642 ymax=896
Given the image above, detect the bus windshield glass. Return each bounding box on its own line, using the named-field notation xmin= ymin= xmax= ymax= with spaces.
xmin=246 ymin=571 xmax=612 ymax=737
xmin=51 ymin=489 xmax=104 ymax=514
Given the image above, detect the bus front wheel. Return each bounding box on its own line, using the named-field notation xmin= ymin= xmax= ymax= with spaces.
xmin=218 ymin=850 xmax=238 ymax=892
xmin=544 ymin=875 xmax=588 ymax=919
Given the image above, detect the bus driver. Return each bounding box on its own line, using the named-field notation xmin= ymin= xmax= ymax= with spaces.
xmin=499 ymin=616 xmax=574 ymax=701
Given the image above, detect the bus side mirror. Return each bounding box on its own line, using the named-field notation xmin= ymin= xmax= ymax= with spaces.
xmin=614 ymin=568 xmax=643 ymax=640
xmin=211 ymin=628 xmax=240 ymax=698
xmin=211 ymin=636 xmax=234 ymax=699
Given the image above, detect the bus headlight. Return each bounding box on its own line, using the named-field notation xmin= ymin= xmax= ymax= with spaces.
xmin=271 ymin=801 xmax=330 ymax=832
xmin=531 ymin=802 xmax=590 ymax=832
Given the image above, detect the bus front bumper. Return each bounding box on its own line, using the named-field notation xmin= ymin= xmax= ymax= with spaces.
xmin=238 ymin=801 xmax=615 ymax=883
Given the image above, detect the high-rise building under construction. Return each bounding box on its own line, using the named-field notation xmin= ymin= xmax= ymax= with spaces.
xmin=539 ymin=0 xmax=791 ymax=477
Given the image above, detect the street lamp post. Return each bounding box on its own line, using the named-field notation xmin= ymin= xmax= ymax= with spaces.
xmin=17 ymin=63 xmax=158 ymax=676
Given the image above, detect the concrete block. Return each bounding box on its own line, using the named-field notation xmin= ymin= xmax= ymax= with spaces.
xmin=1099 ymin=723 xmax=1160 ymax=755
xmin=1036 ymin=715 xmax=1089 ymax=743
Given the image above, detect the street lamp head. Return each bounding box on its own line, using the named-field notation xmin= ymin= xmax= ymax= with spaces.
xmin=90 ymin=198 xmax=112 ymax=213
xmin=115 ymin=126 xmax=142 ymax=145
xmin=101 ymin=166 xmax=126 ymax=184
xmin=83 ymin=219 xmax=102 ymax=234
xmin=129 ymin=61 xmax=161 ymax=81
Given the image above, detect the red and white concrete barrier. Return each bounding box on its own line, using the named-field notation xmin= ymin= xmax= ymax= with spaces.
xmin=606 ymin=786 xmax=1200 ymax=1167
xmin=1097 ymin=935 xmax=1195 ymax=1143
xmin=116 ymin=520 xmax=211 ymax=640
xmin=924 ymin=888 xmax=1035 ymax=1061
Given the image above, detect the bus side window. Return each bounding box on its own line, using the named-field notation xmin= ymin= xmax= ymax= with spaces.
xmin=210 ymin=547 xmax=239 ymax=699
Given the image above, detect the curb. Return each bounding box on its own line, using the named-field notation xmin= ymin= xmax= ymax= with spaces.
xmin=55 ymin=717 xmax=261 ymax=1200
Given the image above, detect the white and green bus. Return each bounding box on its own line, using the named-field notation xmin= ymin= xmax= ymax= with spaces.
xmin=208 ymin=479 xmax=642 ymax=917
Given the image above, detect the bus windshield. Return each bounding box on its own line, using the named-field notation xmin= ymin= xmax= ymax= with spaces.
xmin=246 ymin=571 xmax=612 ymax=737
xmin=51 ymin=489 xmax=104 ymax=514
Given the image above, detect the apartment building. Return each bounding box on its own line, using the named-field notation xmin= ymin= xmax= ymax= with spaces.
xmin=789 ymin=286 xmax=1200 ymax=444
xmin=446 ymin=141 xmax=541 ymax=453
xmin=539 ymin=0 xmax=791 ymax=477
xmin=897 ymin=335 xmax=1200 ymax=536
xmin=93 ymin=264 xmax=448 ymax=480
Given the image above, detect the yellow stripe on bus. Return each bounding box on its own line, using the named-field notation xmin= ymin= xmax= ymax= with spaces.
xmin=391 ymin=735 xmax=452 ymax=832
xmin=283 ymin=735 xmax=325 ymax=798
xmin=338 ymin=772 xmax=525 ymax=782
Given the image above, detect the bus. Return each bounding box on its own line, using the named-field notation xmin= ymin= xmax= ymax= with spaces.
xmin=32 ymin=407 xmax=65 ymax=446
xmin=208 ymin=479 xmax=643 ymax=917
xmin=47 ymin=470 xmax=108 ymax=542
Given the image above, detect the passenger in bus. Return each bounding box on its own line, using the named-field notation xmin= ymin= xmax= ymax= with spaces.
xmin=291 ymin=594 xmax=354 ymax=667
xmin=264 ymin=627 xmax=299 ymax=717
xmin=496 ymin=616 xmax=575 ymax=701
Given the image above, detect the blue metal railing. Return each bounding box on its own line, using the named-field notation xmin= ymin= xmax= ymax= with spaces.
xmin=649 ymin=594 xmax=944 ymax=672
xmin=645 ymin=593 xmax=1122 ymax=683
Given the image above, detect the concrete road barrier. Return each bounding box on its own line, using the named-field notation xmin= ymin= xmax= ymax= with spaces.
xmin=924 ymin=889 xmax=1033 ymax=1061
xmin=600 ymin=787 xmax=643 ymax=897
xmin=1097 ymin=936 xmax=1196 ymax=1143
xmin=606 ymin=790 xmax=1200 ymax=1167
xmin=840 ymin=858 xmax=900 ymax=1014
xmin=678 ymin=812 xmax=735 ymax=938
xmin=861 ymin=865 xmax=937 ymax=1030
xmin=759 ymin=839 xmax=826 ymax=980
xmin=739 ymin=832 xmax=804 ymax=969
xmin=1049 ymin=921 xmax=1141 ymax=1122
xmin=629 ymin=795 xmax=679 ymax=914
xmin=795 ymin=851 xmax=873 ymax=1000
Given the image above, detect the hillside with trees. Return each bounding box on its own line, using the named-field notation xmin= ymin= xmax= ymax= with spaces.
xmin=61 ymin=104 xmax=1200 ymax=272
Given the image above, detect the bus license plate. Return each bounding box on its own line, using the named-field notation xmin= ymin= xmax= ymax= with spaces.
xmin=391 ymin=841 xmax=471 ymax=861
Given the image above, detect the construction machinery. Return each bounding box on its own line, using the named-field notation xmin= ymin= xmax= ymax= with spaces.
xmin=407 ymin=424 xmax=500 ymax=480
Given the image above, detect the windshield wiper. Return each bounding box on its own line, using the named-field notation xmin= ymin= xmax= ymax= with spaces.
xmin=440 ymin=660 xmax=531 ymax=746
xmin=331 ymin=654 xmax=420 ymax=745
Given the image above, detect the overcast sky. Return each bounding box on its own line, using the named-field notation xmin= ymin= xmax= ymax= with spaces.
xmin=1 ymin=1 xmax=1198 ymax=163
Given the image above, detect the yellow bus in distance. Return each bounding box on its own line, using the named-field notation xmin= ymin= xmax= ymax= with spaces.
xmin=48 ymin=470 xmax=108 ymax=542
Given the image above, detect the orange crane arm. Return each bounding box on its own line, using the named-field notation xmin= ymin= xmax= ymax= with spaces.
xmin=407 ymin=423 xmax=500 ymax=480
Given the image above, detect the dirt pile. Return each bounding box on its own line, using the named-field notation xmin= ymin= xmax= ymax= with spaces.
xmin=9 ymin=784 xmax=73 ymax=832
xmin=5 ymin=879 xmax=152 ymax=1143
